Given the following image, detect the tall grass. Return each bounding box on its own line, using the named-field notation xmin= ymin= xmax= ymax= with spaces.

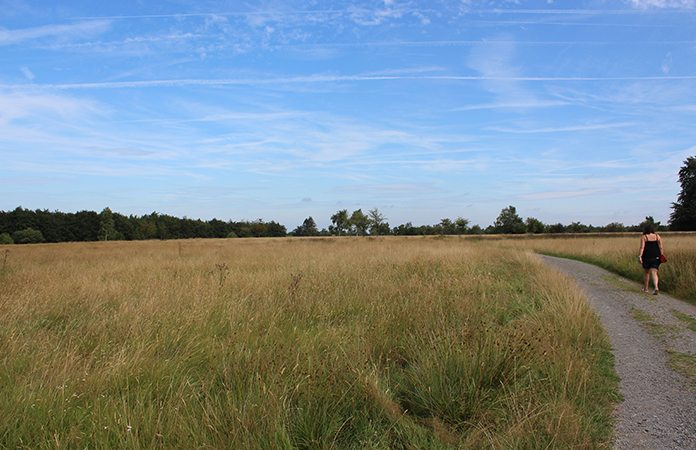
xmin=481 ymin=233 xmax=696 ymax=302
xmin=0 ymin=237 xmax=618 ymax=449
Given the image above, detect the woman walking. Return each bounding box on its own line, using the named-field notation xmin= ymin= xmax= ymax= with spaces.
xmin=639 ymin=224 xmax=665 ymax=295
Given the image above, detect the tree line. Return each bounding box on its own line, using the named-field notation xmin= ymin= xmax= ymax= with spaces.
xmin=0 ymin=205 xmax=669 ymax=245
xmin=2 ymin=155 xmax=694 ymax=244
xmin=0 ymin=208 xmax=286 ymax=244
xmin=291 ymin=206 xmax=670 ymax=237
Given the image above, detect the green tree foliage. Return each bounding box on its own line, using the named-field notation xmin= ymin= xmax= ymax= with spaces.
xmin=469 ymin=224 xmax=484 ymax=234
xmin=0 ymin=207 xmax=288 ymax=243
xmin=99 ymin=207 xmax=118 ymax=241
xmin=12 ymin=228 xmax=45 ymax=244
xmin=438 ymin=218 xmax=456 ymax=235
xmin=391 ymin=218 xmax=472 ymax=236
xmin=348 ymin=209 xmax=370 ymax=236
xmin=567 ymin=222 xmax=589 ymax=233
xmin=670 ymin=156 xmax=696 ymax=231
xmin=637 ymin=216 xmax=661 ymax=231
xmin=392 ymin=222 xmax=417 ymax=235
xmin=0 ymin=233 xmax=13 ymax=245
xmin=330 ymin=209 xmax=349 ymax=236
xmin=525 ymin=217 xmax=546 ymax=234
xmin=455 ymin=217 xmax=470 ymax=234
xmin=494 ymin=206 xmax=526 ymax=234
xmin=292 ymin=217 xmax=320 ymax=236
xmin=0 ymin=202 xmax=671 ymax=245
xmin=368 ymin=208 xmax=389 ymax=236
xmin=250 ymin=220 xmax=267 ymax=238
xmin=265 ymin=221 xmax=288 ymax=237
xmin=548 ymin=223 xmax=566 ymax=233
xmin=603 ymin=222 xmax=625 ymax=233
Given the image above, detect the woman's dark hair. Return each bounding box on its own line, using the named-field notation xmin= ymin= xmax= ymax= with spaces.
xmin=643 ymin=224 xmax=656 ymax=235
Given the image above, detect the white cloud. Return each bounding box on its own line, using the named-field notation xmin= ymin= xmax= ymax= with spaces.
xmin=517 ymin=188 xmax=618 ymax=201
xmin=20 ymin=67 xmax=35 ymax=81
xmin=0 ymin=20 xmax=111 ymax=46
xmin=467 ymin=35 xmax=539 ymax=105
xmin=662 ymin=52 xmax=672 ymax=74
xmin=339 ymin=183 xmax=444 ymax=196
xmin=627 ymin=0 xmax=695 ymax=8
xmin=488 ymin=122 xmax=635 ymax=133
xmin=0 ymin=91 xmax=99 ymax=125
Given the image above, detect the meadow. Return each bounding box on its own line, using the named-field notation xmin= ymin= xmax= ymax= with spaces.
xmin=483 ymin=232 xmax=696 ymax=302
xmin=0 ymin=237 xmax=620 ymax=449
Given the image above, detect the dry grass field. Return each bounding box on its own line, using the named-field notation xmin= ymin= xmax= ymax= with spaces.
xmin=0 ymin=237 xmax=619 ymax=449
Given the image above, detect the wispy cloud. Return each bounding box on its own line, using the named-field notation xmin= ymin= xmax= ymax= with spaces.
xmin=5 ymin=74 xmax=695 ymax=92
xmin=468 ymin=34 xmax=540 ymax=106
xmin=517 ymin=188 xmax=619 ymax=201
xmin=488 ymin=122 xmax=636 ymax=133
xmin=20 ymin=67 xmax=35 ymax=81
xmin=0 ymin=20 xmax=111 ymax=46
xmin=453 ymin=100 xmax=568 ymax=111
xmin=339 ymin=183 xmax=444 ymax=196
xmin=627 ymin=0 xmax=695 ymax=8
xmin=0 ymin=91 xmax=99 ymax=125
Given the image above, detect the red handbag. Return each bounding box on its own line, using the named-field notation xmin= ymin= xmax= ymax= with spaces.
xmin=660 ymin=255 xmax=667 ymax=263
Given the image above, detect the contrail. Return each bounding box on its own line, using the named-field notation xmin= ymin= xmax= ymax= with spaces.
xmin=4 ymin=74 xmax=696 ymax=90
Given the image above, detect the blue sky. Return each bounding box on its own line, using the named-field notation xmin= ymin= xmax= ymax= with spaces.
xmin=1 ymin=0 xmax=695 ymax=231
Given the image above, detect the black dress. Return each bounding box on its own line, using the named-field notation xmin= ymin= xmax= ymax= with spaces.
xmin=642 ymin=237 xmax=661 ymax=269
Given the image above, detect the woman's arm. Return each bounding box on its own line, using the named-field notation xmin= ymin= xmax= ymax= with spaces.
xmin=658 ymin=234 xmax=664 ymax=255
xmin=639 ymin=235 xmax=645 ymax=261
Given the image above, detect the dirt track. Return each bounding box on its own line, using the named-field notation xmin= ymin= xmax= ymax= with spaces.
xmin=540 ymin=255 xmax=696 ymax=449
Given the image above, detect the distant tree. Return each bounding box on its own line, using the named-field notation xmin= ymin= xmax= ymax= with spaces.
xmin=494 ymin=206 xmax=526 ymax=234
xmin=455 ymin=217 xmax=470 ymax=234
xmin=99 ymin=207 xmax=116 ymax=241
xmin=293 ymin=217 xmax=319 ymax=236
xmin=368 ymin=208 xmax=388 ymax=236
xmin=0 ymin=233 xmax=13 ymax=245
xmin=566 ymin=222 xmax=589 ymax=233
xmin=349 ymin=209 xmax=370 ymax=236
xmin=113 ymin=213 xmax=134 ymax=240
xmin=330 ymin=209 xmax=349 ymax=236
xmin=250 ymin=220 xmax=267 ymax=238
xmin=237 ymin=226 xmax=252 ymax=238
xmin=636 ymin=216 xmax=664 ymax=232
xmin=208 ymin=218 xmax=228 ymax=238
xmin=12 ymin=228 xmax=45 ymax=244
xmin=138 ymin=220 xmax=158 ymax=240
xmin=265 ymin=221 xmax=287 ymax=237
xmin=468 ymin=224 xmax=484 ymax=235
xmin=548 ymin=223 xmax=565 ymax=234
xmin=525 ymin=217 xmax=546 ymax=234
xmin=603 ymin=222 xmax=625 ymax=233
xmin=392 ymin=222 xmax=416 ymax=235
xmin=669 ymin=156 xmax=696 ymax=231
xmin=438 ymin=218 xmax=456 ymax=235
xmin=156 ymin=221 xmax=169 ymax=240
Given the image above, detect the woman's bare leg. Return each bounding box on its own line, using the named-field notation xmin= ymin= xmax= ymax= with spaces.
xmin=650 ymin=268 xmax=659 ymax=291
xmin=644 ymin=269 xmax=651 ymax=290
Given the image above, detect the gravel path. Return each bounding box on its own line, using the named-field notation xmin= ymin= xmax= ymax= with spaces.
xmin=539 ymin=255 xmax=696 ymax=449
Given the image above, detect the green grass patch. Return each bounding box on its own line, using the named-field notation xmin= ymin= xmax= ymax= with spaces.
xmin=667 ymin=351 xmax=696 ymax=382
xmin=631 ymin=308 xmax=672 ymax=339
xmin=672 ymin=310 xmax=696 ymax=333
